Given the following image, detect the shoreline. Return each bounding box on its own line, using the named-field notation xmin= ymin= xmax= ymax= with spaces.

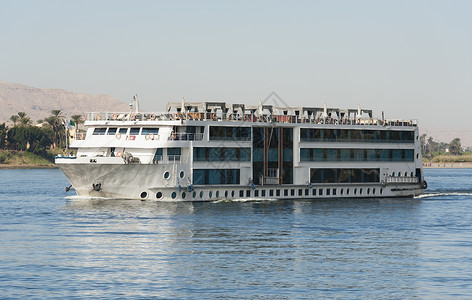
xmin=0 ymin=164 xmax=57 ymax=169
xmin=423 ymin=162 xmax=472 ymax=169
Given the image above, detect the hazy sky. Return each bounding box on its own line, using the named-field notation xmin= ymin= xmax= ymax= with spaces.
xmin=2 ymin=0 xmax=471 ymax=128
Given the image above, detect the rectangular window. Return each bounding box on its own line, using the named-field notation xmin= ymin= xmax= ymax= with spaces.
xmin=310 ymin=168 xmax=380 ymax=184
xmin=192 ymin=169 xmax=240 ymax=185
xmin=107 ymin=128 xmax=117 ymax=135
xmin=141 ymin=127 xmax=159 ymax=135
xmin=129 ymin=128 xmax=140 ymax=135
xmin=209 ymin=126 xmax=251 ymax=141
xmin=300 ymin=128 xmax=414 ymax=144
xmin=93 ymin=128 xmax=107 ymax=135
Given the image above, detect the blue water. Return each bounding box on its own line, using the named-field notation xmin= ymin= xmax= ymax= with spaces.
xmin=1 ymin=168 xmax=472 ymax=299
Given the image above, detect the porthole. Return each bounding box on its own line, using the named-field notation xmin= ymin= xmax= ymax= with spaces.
xmin=346 ymin=188 xmax=350 ymax=195
xmin=270 ymin=190 xmax=274 ymax=197
xmin=416 ymin=153 xmax=419 ymax=159
xmin=164 ymin=171 xmax=170 ymax=179
xmin=181 ymin=192 xmax=186 ymax=199
xmin=380 ymin=188 xmax=383 ymax=194
xmin=411 ymin=172 xmax=414 ymax=177
xmin=262 ymin=190 xmax=266 ymax=197
xmin=140 ymin=191 xmax=148 ymax=199
xmin=216 ymin=191 xmax=219 ymax=198
xmin=209 ymin=191 xmax=212 ymax=198
xmin=193 ymin=191 xmax=196 ymax=198
xmin=231 ymin=190 xmax=235 ymax=197
xmin=254 ymin=190 xmax=259 ymax=197
xmin=373 ymin=188 xmax=376 ymax=194
xmin=354 ymin=188 xmax=357 ymax=195
xmin=171 ymin=192 xmax=177 ymax=199
xmin=340 ymin=189 xmax=344 ymax=195
xmin=360 ymin=188 xmax=363 ymax=194
xmin=179 ymin=171 xmax=185 ymax=178
xmin=200 ymin=191 xmax=204 ymax=198
xmin=225 ymin=191 xmax=228 ymax=198
xmin=240 ymin=190 xmax=244 ymax=197
xmin=367 ymin=188 xmax=370 ymax=195
xmin=404 ymin=172 xmax=408 ymax=177
xmin=156 ymin=191 xmax=163 ymax=199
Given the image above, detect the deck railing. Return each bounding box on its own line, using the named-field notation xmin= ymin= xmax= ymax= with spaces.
xmin=85 ymin=112 xmax=418 ymax=127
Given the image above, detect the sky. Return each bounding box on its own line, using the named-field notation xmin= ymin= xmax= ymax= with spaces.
xmin=1 ymin=0 xmax=471 ymax=129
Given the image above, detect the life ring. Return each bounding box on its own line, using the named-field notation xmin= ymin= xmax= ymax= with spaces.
xmin=356 ymin=119 xmax=360 ymax=125
xmin=96 ymin=113 xmax=102 ymax=120
xmin=422 ymin=181 xmax=427 ymax=189
xmin=243 ymin=115 xmax=249 ymax=121
xmin=130 ymin=114 xmax=136 ymax=120
xmin=150 ymin=114 xmax=156 ymax=120
xmin=146 ymin=133 xmax=154 ymax=140
xmin=112 ymin=113 xmax=118 ymax=120
xmin=116 ymin=151 xmax=122 ymax=157
xmin=116 ymin=133 xmax=121 ymax=140
xmin=212 ymin=114 xmax=217 ymax=120
xmin=173 ymin=113 xmax=180 ymax=120
xmin=227 ymin=114 xmax=232 ymax=120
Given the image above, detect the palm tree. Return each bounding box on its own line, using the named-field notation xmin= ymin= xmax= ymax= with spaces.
xmin=9 ymin=115 xmax=19 ymax=126
xmin=70 ymin=114 xmax=84 ymax=138
xmin=46 ymin=109 xmax=65 ymax=148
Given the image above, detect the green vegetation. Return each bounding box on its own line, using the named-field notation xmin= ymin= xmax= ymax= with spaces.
xmin=420 ymin=134 xmax=471 ymax=163
xmin=0 ymin=150 xmax=54 ymax=166
xmin=0 ymin=110 xmax=82 ymax=167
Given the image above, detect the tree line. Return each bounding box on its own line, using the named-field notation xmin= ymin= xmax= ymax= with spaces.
xmin=0 ymin=110 xmax=83 ymax=155
xmin=420 ymin=134 xmax=463 ymax=159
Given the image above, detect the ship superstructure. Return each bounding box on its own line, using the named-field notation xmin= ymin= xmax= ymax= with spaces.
xmin=56 ymin=99 xmax=426 ymax=200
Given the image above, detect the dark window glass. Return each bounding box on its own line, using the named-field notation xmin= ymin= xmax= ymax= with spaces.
xmin=93 ymin=128 xmax=107 ymax=135
xmin=129 ymin=128 xmax=140 ymax=135
xmin=107 ymin=128 xmax=117 ymax=135
xmin=310 ymin=168 xmax=380 ymax=184
xmin=142 ymin=128 xmax=159 ymax=135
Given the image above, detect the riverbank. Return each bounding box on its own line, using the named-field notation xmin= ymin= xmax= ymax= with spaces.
xmin=423 ymin=162 xmax=472 ymax=169
xmin=0 ymin=150 xmax=55 ymax=168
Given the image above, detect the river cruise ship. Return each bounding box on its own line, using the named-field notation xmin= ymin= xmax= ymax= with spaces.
xmin=56 ymin=98 xmax=426 ymax=201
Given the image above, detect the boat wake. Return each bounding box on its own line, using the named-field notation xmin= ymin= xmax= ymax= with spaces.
xmin=415 ymin=192 xmax=472 ymax=199
xmin=212 ymin=197 xmax=278 ymax=203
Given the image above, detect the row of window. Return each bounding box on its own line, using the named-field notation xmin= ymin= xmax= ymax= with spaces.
xmin=163 ymin=186 xmax=384 ymax=200
xmin=193 ymin=147 xmax=251 ymax=162
xmin=93 ymin=127 xmax=159 ymax=136
xmin=310 ymin=168 xmax=380 ymax=184
xmin=300 ymin=128 xmax=415 ymax=143
xmin=193 ymin=169 xmax=240 ymax=185
xmin=300 ymin=148 xmax=415 ymax=162
xmin=209 ymin=126 xmax=251 ymax=141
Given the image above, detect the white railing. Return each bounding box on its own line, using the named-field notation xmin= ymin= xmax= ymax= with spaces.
xmin=86 ymin=111 xmax=418 ymax=127
xmin=386 ymin=176 xmax=419 ymax=184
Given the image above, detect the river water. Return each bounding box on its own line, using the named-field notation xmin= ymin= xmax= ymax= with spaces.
xmin=1 ymin=168 xmax=471 ymax=299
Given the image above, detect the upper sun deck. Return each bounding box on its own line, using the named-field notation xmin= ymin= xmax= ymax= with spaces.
xmin=84 ymin=101 xmax=418 ymax=128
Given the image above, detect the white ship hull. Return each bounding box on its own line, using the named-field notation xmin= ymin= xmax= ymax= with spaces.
xmin=56 ymin=99 xmax=426 ymax=201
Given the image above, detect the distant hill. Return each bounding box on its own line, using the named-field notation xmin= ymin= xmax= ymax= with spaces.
xmin=0 ymin=81 xmax=129 ymax=123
